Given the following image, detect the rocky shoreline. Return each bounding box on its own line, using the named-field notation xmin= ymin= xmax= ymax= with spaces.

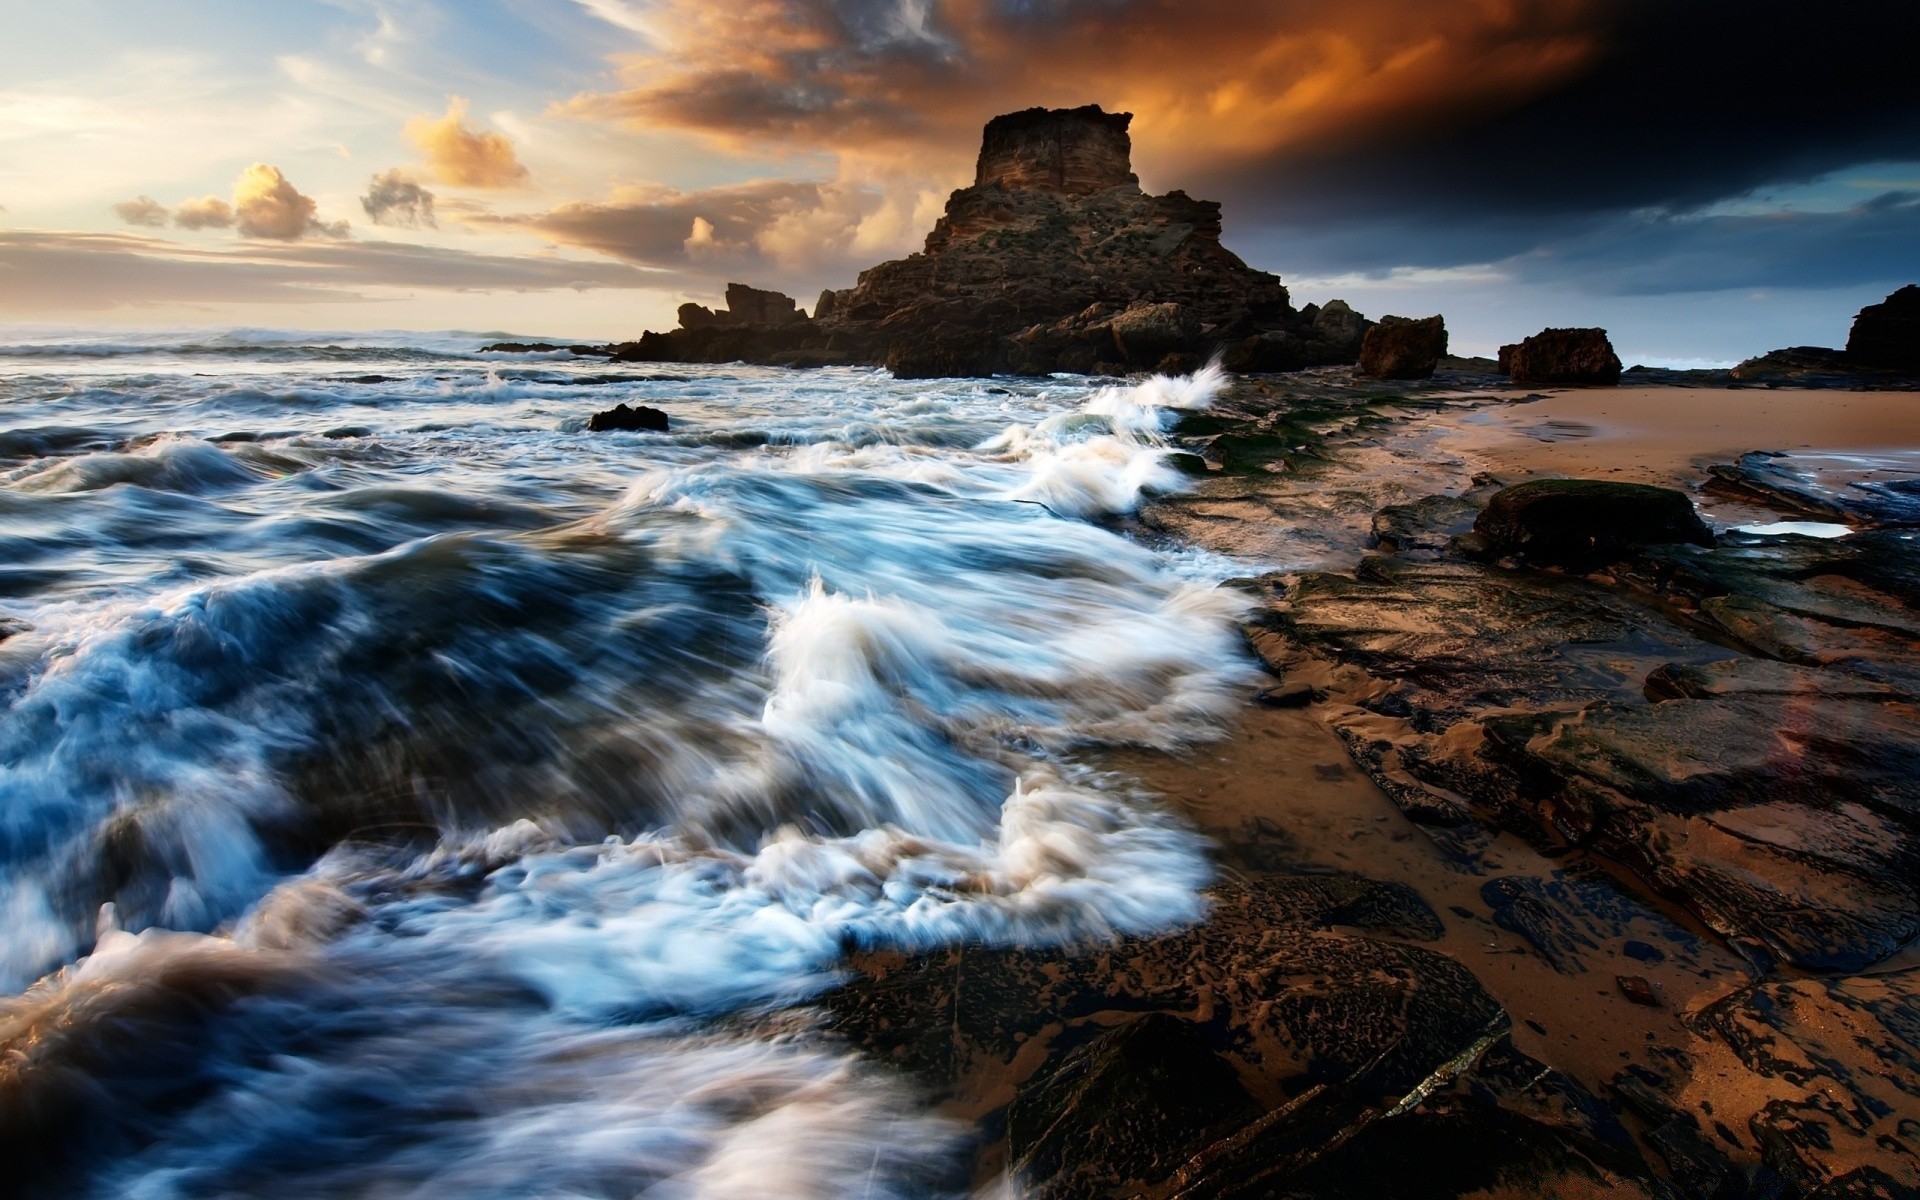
xmin=810 ymin=370 xmax=1920 ymax=1199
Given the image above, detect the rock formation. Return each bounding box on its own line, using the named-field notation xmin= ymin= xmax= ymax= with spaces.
xmin=1731 ymin=285 xmax=1920 ymax=384
xmin=1357 ymin=314 xmax=1447 ymax=379
xmin=1500 ymin=328 xmax=1623 ymax=386
xmin=675 ymin=283 xmax=806 ymax=330
xmin=1845 ymin=284 xmax=1920 ymax=370
xmin=609 ymin=106 xmax=1369 ymax=377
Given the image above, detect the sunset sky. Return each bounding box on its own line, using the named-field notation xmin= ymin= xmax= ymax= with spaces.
xmin=3 ymin=0 xmax=1917 ymax=361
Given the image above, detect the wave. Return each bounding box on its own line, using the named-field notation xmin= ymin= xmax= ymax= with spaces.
xmin=0 ymin=355 xmax=1257 ymax=1195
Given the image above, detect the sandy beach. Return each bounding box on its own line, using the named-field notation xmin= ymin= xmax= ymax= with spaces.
xmin=1438 ymin=385 xmax=1920 ymax=488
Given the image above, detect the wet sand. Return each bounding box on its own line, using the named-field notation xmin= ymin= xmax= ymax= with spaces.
xmin=1438 ymin=385 xmax=1920 ymax=488
xmin=1118 ymin=382 xmax=1920 ymax=1165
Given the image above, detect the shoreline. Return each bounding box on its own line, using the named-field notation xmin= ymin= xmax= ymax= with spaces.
xmin=834 ymin=374 xmax=1920 ymax=1196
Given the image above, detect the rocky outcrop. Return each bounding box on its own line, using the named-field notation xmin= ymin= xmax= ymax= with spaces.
xmin=1357 ymin=314 xmax=1447 ymax=379
xmin=609 ymin=106 xmax=1369 ymax=377
xmin=1500 ymin=328 xmax=1623 ymax=386
xmin=674 ymin=283 xmax=806 ymax=331
xmin=1727 ymin=287 xmax=1920 ymax=385
xmin=1845 ymin=284 xmax=1920 ymax=370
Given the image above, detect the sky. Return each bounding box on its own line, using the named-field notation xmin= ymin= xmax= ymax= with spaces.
xmin=1 ymin=0 xmax=1917 ymax=362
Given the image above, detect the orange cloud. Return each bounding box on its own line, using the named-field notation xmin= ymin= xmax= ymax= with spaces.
xmin=560 ymin=0 xmax=1606 ymax=180
xmin=233 ymin=164 xmax=346 ymax=240
xmin=406 ymin=97 xmax=530 ymax=188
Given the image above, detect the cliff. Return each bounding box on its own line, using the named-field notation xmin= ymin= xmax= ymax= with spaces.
xmin=613 ymin=105 xmax=1368 ymax=377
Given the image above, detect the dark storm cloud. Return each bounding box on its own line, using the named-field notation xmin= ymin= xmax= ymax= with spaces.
xmin=565 ymin=0 xmax=1920 ymax=295
xmin=1192 ymin=1 xmax=1920 ymax=234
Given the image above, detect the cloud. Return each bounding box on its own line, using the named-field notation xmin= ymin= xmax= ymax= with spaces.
xmin=477 ymin=173 xmax=947 ymax=299
xmin=361 ymin=169 xmax=437 ymax=228
xmin=552 ymin=0 xmax=1920 ymax=301
xmin=173 ymin=196 xmax=236 ymax=230
xmin=406 ymin=96 xmax=530 ymax=187
xmin=112 ymin=195 xmax=169 ymax=227
xmin=561 ymin=0 xmax=1603 ymax=175
xmin=0 ymin=229 xmax=666 ymax=316
xmin=233 ymin=163 xmax=347 ymax=239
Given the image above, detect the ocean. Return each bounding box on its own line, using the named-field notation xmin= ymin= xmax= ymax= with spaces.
xmin=0 ymin=328 xmax=1255 ymax=1197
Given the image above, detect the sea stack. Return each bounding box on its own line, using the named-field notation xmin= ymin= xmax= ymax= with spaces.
xmin=613 ymin=105 xmax=1370 ymax=377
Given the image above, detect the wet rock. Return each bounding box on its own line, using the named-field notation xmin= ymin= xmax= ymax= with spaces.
xmin=585 ymin=403 xmax=669 ymax=433
xmin=824 ymin=875 xmax=1485 ymax=1101
xmin=1502 ymin=328 xmax=1623 ymax=386
xmin=1370 ymin=493 xmax=1482 ymax=552
xmin=1473 ymin=479 xmax=1713 ymax=567
xmin=1705 ymin=450 xmax=1920 ymax=528
xmin=1357 ymin=314 xmax=1448 ymax=380
xmin=1008 ymin=1013 xmax=1260 ymax=1199
xmin=1845 ymin=284 xmax=1920 ymax=370
xmin=0 ymin=616 xmax=29 ymax=643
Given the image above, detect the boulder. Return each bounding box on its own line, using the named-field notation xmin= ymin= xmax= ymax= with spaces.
xmin=1845 ymin=284 xmax=1920 ymax=370
xmin=1473 ymin=479 xmax=1713 ymax=567
xmin=1357 ymin=314 xmax=1447 ymax=379
xmin=1503 ymin=328 xmax=1622 ymax=386
xmin=1109 ymin=301 xmax=1197 ymax=366
xmin=585 ymin=403 xmax=669 ymax=433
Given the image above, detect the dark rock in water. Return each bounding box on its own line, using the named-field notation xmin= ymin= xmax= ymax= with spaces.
xmin=480 ymin=341 xmax=607 ymax=356
xmin=607 ymin=106 xmax=1368 ymax=377
xmin=1473 ymin=479 xmax=1713 ymax=566
xmin=1846 ymin=284 xmax=1920 ymax=370
xmin=1008 ymin=1013 xmax=1260 ymax=1199
xmin=585 ymin=403 xmax=669 ymax=433
xmin=1357 ymin=314 xmax=1447 ymax=380
xmin=0 ymin=616 xmax=28 ymax=643
xmin=1502 ymin=328 xmax=1622 ymax=386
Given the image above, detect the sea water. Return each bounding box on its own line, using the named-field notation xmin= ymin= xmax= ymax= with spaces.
xmin=0 ymin=329 xmax=1253 ymax=1197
